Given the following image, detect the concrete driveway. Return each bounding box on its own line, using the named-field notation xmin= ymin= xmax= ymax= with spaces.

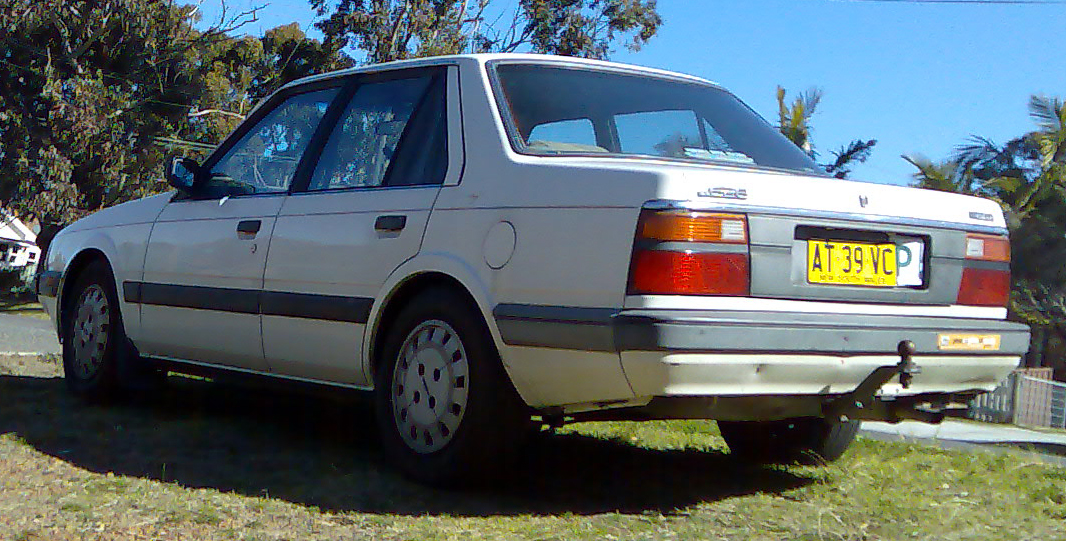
xmin=862 ymin=419 xmax=1066 ymax=466
xmin=0 ymin=313 xmax=60 ymax=355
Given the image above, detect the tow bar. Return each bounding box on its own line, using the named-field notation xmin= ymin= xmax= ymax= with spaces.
xmin=823 ymin=340 xmax=946 ymax=424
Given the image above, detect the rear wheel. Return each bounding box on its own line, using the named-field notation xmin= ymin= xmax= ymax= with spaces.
xmin=718 ymin=417 xmax=859 ymax=464
xmin=374 ymin=287 xmax=528 ymax=486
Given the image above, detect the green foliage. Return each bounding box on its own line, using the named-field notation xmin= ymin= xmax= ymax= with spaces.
xmin=825 ymin=138 xmax=877 ymax=179
xmin=907 ymin=95 xmax=1066 ymax=368
xmin=0 ymin=0 xmax=211 ymax=225
xmin=0 ymin=1 xmax=351 ymax=229
xmin=776 ymin=86 xmax=822 ymax=155
xmin=1 ymin=0 xmax=658 ymax=231
xmin=908 ymin=96 xmax=1066 ymax=225
xmin=311 ymin=0 xmax=662 ymax=63
xmin=775 ymin=86 xmax=876 ymax=179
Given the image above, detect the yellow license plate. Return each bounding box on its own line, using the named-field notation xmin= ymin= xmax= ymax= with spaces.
xmin=807 ymin=240 xmax=898 ymax=287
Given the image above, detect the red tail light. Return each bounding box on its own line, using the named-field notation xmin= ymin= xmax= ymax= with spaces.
xmin=957 ymin=234 xmax=1011 ymax=307
xmin=957 ymin=267 xmax=1010 ymax=307
xmin=630 ymin=251 xmax=749 ymax=295
xmin=627 ymin=210 xmax=750 ymax=296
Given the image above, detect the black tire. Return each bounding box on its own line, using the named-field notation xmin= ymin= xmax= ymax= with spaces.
xmin=718 ymin=417 xmax=859 ymax=465
xmin=61 ymin=260 xmax=124 ymax=400
xmin=374 ymin=287 xmax=529 ymax=486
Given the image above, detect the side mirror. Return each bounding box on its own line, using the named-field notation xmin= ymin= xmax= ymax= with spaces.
xmin=167 ymin=157 xmax=200 ymax=192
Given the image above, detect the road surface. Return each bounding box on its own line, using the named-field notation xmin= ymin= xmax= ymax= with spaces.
xmin=0 ymin=313 xmax=60 ymax=355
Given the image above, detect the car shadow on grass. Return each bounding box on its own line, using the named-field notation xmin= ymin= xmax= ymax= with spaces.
xmin=0 ymin=372 xmax=818 ymax=516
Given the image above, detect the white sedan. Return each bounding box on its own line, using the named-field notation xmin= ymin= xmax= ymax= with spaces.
xmin=37 ymin=54 xmax=1030 ymax=485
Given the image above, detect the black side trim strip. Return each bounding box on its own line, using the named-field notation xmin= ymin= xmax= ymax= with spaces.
xmin=36 ymin=271 xmax=62 ymax=297
xmin=122 ymin=281 xmax=373 ymax=323
xmin=261 ymin=291 xmax=372 ymax=323
xmin=493 ymin=303 xmax=616 ymax=325
xmin=493 ymin=304 xmax=617 ymax=352
xmin=139 ymin=283 xmax=260 ymax=314
xmin=122 ymin=281 xmax=142 ymax=304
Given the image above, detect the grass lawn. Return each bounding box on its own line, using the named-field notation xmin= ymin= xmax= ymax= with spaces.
xmin=1 ymin=354 xmax=1063 ymax=540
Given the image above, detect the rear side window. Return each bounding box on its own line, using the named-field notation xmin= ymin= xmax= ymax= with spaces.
xmin=527 ymin=118 xmax=603 ymax=153
xmin=308 ymin=73 xmax=447 ymax=191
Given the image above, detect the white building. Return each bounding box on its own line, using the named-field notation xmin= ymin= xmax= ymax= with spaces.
xmin=0 ymin=212 xmax=40 ymax=270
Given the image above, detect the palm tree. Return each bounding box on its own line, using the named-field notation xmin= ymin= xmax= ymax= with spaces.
xmin=775 ymin=86 xmax=876 ymax=179
xmin=911 ymin=95 xmax=1066 ymax=223
xmin=776 ymin=86 xmax=822 ymax=156
xmin=902 ymin=155 xmax=976 ymax=195
xmin=907 ymin=95 xmax=1066 ymax=369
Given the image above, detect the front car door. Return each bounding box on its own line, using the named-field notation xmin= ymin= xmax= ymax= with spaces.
xmin=135 ymin=85 xmax=342 ymax=370
xmin=261 ymin=66 xmax=455 ymax=385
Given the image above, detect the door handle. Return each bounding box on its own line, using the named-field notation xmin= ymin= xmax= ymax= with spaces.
xmin=374 ymin=215 xmax=407 ymax=232
xmin=237 ymin=219 xmax=261 ymax=238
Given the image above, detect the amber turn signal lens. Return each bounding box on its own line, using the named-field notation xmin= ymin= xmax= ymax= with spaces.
xmin=638 ymin=211 xmax=747 ymax=244
xmin=628 ymin=250 xmax=749 ymax=296
xmin=965 ymin=234 xmax=1010 ymax=262
xmin=957 ymin=267 xmax=1010 ymax=307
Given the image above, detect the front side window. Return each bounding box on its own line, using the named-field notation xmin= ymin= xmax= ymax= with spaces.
xmin=308 ymin=74 xmax=446 ymax=191
xmin=204 ymin=88 xmax=339 ymax=197
xmin=493 ymin=64 xmax=821 ymax=174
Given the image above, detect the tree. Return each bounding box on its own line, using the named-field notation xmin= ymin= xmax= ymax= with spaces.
xmin=0 ymin=0 xmax=263 ymax=230
xmin=906 ymin=95 xmax=1066 ymax=225
xmin=0 ymin=0 xmax=352 ymax=241
xmin=906 ymin=94 xmax=1066 ymax=370
xmin=184 ymin=23 xmax=353 ymax=151
xmin=311 ymin=0 xmax=662 ymax=64
xmin=775 ymin=86 xmax=876 ymax=179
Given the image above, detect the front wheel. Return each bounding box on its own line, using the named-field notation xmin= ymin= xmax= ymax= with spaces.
xmin=718 ymin=417 xmax=859 ymax=464
xmin=62 ymin=261 xmax=124 ymax=400
xmin=374 ymin=288 xmax=528 ymax=486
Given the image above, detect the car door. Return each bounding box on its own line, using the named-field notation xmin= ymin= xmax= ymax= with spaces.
xmin=261 ymin=67 xmax=453 ymax=386
xmin=136 ymin=85 xmax=342 ymax=370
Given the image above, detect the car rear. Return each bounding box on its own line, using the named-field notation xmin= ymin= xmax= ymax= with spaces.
xmin=612 ymin=170 xmax=1029 ymax=422
xmin=485 ymin=56 xmax=1030 ymax=423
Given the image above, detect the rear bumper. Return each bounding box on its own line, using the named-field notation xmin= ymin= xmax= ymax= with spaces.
xmin=613 ymin=310 xmax=1031 ymax=356
xmin=493 ymin=304 xmax=1030 ymax=409
xmin=615 ymin=310 xmax=1029 ymax=398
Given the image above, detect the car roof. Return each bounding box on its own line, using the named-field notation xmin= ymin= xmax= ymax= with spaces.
xmin=280 ymin=53 xmax=720 ymax=91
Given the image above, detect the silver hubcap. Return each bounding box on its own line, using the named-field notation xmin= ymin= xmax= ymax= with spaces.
xmin=71 ymin=284 xmax=110 ymax=379
xmin=391 ymin=320 xmax=469 ymax=454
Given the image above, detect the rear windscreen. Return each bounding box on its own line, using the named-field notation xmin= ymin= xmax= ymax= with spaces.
xmin=493 ymin=63 xmax=823 ymax=175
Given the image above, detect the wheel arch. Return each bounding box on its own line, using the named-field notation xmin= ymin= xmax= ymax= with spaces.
xmin=58 ymin=248 xmax=115 ymax=336
xmin=367 ymin=271 xmax=488 ymax=378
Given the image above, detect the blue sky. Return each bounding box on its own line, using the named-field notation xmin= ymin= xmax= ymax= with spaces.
xmin=198 ymin=0 xmax=1066 ymax=186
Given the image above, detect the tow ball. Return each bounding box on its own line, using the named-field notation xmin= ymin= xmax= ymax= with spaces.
xmin=823 ymin=340 xmax=944 ymax=424
xmin=897 ymin=340 xmax=922 ymax=389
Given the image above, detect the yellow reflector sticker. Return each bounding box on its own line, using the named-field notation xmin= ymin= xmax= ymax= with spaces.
xmin=937 ymin=334 xmax=1001 ymax=351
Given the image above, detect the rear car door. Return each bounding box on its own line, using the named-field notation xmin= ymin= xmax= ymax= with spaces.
xmin=136 ymin=85 xmax=342 ymax=370
xmin=261 ymin=67 xmax=453 ymax=385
